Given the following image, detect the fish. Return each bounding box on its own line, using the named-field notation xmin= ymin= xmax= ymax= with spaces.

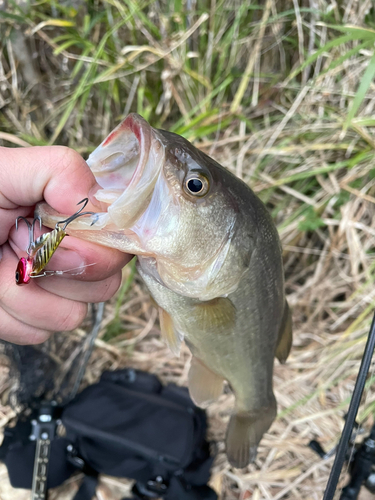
xmin=37 ymin=113 xmax=292 ymax=468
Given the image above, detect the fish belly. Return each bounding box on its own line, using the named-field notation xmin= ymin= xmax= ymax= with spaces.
xmin=138 ymin=261 xmax=284 ymax=468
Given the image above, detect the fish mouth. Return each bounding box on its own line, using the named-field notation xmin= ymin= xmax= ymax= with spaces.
xmin=88 ymin=113 xmax=164 ymax=228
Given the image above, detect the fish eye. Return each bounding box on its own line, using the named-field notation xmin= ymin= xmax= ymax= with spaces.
xmin=184 ymin=174 xmax=209 ymax=197
xmin=187 ymin=178 xmax=203 ymax=193
xmin=15 ymin=271 xmax=19 ymax=283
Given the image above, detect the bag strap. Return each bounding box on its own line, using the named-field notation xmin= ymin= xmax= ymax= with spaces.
xmin=71 ymin=472 xmax=218 ymax=500
xmin=165 ymin=476 xmax=218 ymax=500
xmin=72 ymin=474 xmax=99 ymax=500
xmin=67 ymin=445 xmax=99 ymax=500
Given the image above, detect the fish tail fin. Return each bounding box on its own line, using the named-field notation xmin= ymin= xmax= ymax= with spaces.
xmin=225 ymin=400 xmax=277 ymax=468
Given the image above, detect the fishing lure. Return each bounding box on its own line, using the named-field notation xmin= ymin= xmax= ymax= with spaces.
xmin=15 ymin=198 xmax=96 ymax=286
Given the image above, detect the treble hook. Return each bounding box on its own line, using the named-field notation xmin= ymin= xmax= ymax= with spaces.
xmin=14 ymin=198 xmax=99 ymax=286
xmin=55 ymin=198 xmax=97 ymax=230
xmin=16 ymin=216 xmax=42 ymax=253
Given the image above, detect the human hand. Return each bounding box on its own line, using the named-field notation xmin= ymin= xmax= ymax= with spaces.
xmin=0 ymin=146 xmax=131 ymax=344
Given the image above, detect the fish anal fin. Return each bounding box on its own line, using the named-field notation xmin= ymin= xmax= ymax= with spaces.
xmin=158 ymin=307 xmax=183 ymax=357
xmin=226 ymin=400 xmax=277 ymax=468
xmin=194 ymin=297 xmax=236 ymax=333
xmin=149 ymin=296 xmax=158 ymax=308
xmin=188 ymin=356 xmax=224 ymax=407
xmin=275 ymin=300 xmax=293 ymax=364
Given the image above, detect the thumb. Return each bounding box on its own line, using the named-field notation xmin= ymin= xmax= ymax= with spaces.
xmin=0 ymin=145 xmax=96 ymax=211
xmin=0 ymin=145 xmax=98 ymax=246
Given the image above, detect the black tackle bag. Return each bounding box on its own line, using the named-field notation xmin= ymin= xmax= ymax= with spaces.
xmin=0 ymin=369 xmax=218 ymax=500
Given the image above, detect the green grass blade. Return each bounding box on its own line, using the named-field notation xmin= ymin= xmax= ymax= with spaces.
xmin=49 ymin=19 xmax=126 ymax=144
xmin=171 ymin=76 xmax=233 ymax=133
xmin=344 ymin=50 xmax=375 ymax=130
xmin=320 ymin=40 xmax=373 ymax=76
xmin=327 ymin=24 xmax=375 ymax=40
xmin=0 ymin=11 xmax=26 ymax=22
xmin=53 ymin=40 xmax=79 ymax=55
xmin=288 ymin=34 xmax=361 ymax=82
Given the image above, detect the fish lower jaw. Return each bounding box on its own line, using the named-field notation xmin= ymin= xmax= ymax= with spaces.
xmin=91 ymin=188 xmax=124 ymax=207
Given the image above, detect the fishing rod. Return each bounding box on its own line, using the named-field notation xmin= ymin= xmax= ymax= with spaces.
xmin=322 ymin=311 xmax=375 ymax=500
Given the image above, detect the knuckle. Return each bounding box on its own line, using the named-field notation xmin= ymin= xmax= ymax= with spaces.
xmin=24 ymin=329 xmax=52 ymax=345
xmin=96 ymin=274 xmax=122 ymax=303
xmin=56 ymin=301 xmax=87 ymax=331
xmin=50 ymin=146 xmax=82 ymax=175
xmin=50 ymin=146 xmax=84 ymax=181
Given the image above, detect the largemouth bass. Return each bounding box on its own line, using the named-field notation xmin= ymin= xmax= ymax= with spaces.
xmin=37 ymin=113 xmax=292 ymax=468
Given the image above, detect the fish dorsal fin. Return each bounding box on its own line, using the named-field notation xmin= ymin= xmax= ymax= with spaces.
xmin=194 ymin=297 xmax=236 ymax=333
xmin=158 ymin=307 xmax=183 ymax=357
xmin=275 ymin=300 xmax=293 ymax=364
xmin=188 ymin=356 xmax=224 ymax=407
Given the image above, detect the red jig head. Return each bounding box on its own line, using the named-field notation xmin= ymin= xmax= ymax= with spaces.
xmin=15 ymin=198 xmax=96 ymax=286
xmin=15 ymin=258 xmax=33 ymax=285
xmin=15 ymin=216 xmax=42 ymax=285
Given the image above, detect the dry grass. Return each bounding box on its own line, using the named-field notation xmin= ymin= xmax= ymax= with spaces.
xmin=1 ymin=0 xmax=375 ymax=498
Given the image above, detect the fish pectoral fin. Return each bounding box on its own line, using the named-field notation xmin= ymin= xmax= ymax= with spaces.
xmin=194 ymin=297 xmax=236 ymax=333
xmin=275 ymin=300 xmax=293 ymax=364
xmin=226 ymin=400 xmax=277 ymax=468
xmin=158 ymin=307 xmax=183 ymax=357
xmin=188 ymin=356 xmax=224 ymax=407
